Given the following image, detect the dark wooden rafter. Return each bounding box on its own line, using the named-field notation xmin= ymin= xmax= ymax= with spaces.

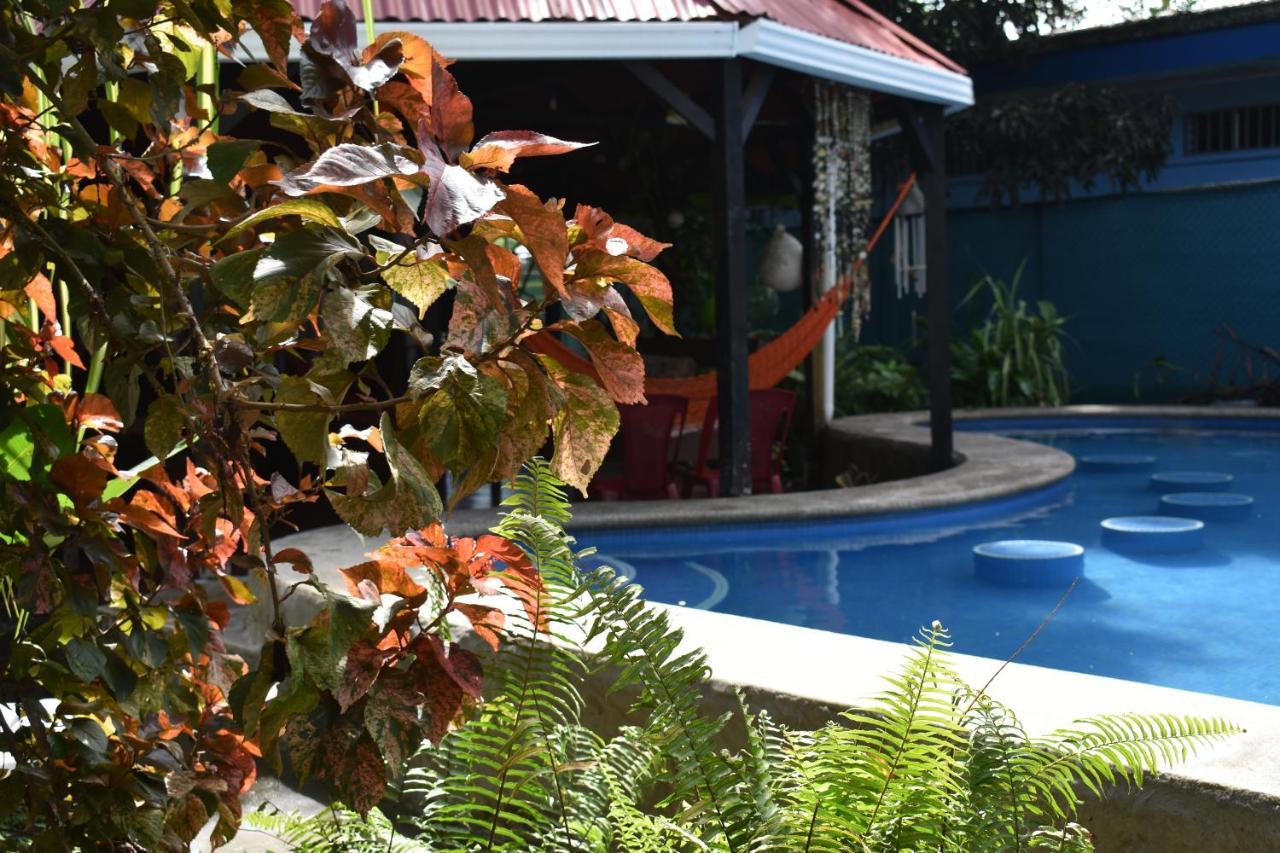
xmin=740 ymin=64 xmax=775 ymax=140
xmin=899 ymin=101 xmax=953 ymax=471
xmin=624 ymin=60 xmax=716 ymax=139
xmin=623 ymin=60 xmax=775 ymax=142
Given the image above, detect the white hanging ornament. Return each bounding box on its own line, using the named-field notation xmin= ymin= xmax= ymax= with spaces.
xmin=893 ymin=182 xmax=927 ymax=299
xmin=759 ymin=224 xmax=804 ymax=293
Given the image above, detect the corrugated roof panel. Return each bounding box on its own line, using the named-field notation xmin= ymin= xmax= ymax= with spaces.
xmin=288 ymin=0 xmax=962 ymax=74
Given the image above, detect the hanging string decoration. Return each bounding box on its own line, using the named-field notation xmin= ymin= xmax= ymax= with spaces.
xmin=810 ymin=80 xmax=872 ymax=338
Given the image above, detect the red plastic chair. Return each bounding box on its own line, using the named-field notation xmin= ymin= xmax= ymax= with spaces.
xmin=685 ymin=389 xmax=797 ymax=497
xmin=590 ymin=395 xmax=687 ymax=501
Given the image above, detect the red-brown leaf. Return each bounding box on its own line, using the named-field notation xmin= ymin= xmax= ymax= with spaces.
xmin=573 ymin=250 xmax=676 ymax=335
xmin=272 ymin=547 xmax=313 ymax=574
xmin=111 ymin=498 xmax=186 ymax=539
xmin=573 ymin=203 xmax=670 ymax=262
xmin=376 ymin=80 xmax=428 ymax=130
xmin=424 ymin=635 xmax=483 ymax=699
xmin=23 ymin=273 xmax=56 ymax=323
xmin=428 ymin=60 xmax=474 ymax=156
xmin=420 ymin=140 xmax=503 ymax=238
xmin=46 ymin=334 xmax=85 ymax=369
xmin=74 ymin=393 xmax=123 ymax=432
xmin=274 ymin=143 xmax=419 ymax=196
xmin=465 ymin=131 xmax=593 ymax=173
xmin=246 ymin=0 xmax=305 ymax=75
xmin=334 ymin=641 xmax=393 ymax=712
xmin=496 ymin=184 xmax=568 ymax=298
xmin=340 ymin=558 xmax=428 ymax=600
xmin=556 ymin=318 xmax=646 ymax=405
xmin=454 ymin=603 xmax=504 ymax=651
xmin=51 ymin=454 xmax=110 ymax=505
xmin=368 ymin=31 xmax=443 ymax=103
xmin=334 ymin=734 xmax=386 ymax=815
xmin=413 ymin=655 xmax=463 ymax=746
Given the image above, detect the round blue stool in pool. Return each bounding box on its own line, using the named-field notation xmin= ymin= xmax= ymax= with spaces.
xmin=1101 ymin=516 xmax=1204 ymax=553
xmin=974 ymin=540 xmax=1084 ymax=587
xmin=1150 ymin=471 xmax=1234 ymax=493
xmin=1078 ymin=454 xmax=1158 ymax=472
xmin=1159 ymin=492 xmax=1254 ymax=522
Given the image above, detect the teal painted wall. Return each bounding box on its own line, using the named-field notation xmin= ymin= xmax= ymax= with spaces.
xmin=861 ymin=178 xmax=1280 ymax=403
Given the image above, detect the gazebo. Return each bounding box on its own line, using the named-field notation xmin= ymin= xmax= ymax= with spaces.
xmin=251 ymin=0 xmax=973 ymax=496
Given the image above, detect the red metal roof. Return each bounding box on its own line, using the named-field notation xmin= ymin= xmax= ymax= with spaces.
xmin=290 ymin=0 xmax=963 ymax=74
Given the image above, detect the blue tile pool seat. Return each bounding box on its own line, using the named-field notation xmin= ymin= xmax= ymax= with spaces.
xmin=1150 ymin=471 xmax=1235 ymax=492
xmin=974 ymin=540 xmax=1085 ymax=587
xmin=1078 ymin=453 xmax=1159 ymax=472
xmin=1101 ymin=516 xmax=1205 ymax=553
xmin=1159 ymin=492 xmax=1255 ymax=522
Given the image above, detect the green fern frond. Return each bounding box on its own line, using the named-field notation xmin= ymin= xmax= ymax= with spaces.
xmin=243 ymin=805 xmax=422 ymax=852
xmin=1023 ymin=713 xmax=1241 ymax=814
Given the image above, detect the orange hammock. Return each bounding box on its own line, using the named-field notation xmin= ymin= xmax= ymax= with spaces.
xmin=528 ymin=174 xmax=918 ymax=426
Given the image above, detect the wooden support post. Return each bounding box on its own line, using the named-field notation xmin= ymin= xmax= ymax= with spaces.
xmin=906 ymin=103 xmax=954 ymax=471
xmin=713 ymin=58 xmax=751 ymax=496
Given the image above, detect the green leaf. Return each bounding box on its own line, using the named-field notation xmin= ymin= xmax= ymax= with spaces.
xmin=243 ymin=275 xmax=322 ymax=330
xmin=0 ymin=419 xmax=34 ymax=482
xmin=238 ymin=88 xmax=306 ymax=115
xmin=411 ymin=355 xmax=508 ymax=477
xmin=64 ymin=638 xmax=107 ymax=683
xmin=380 ymin=252 xmax=453 ymax=317
xmin=327 ymin=412 xmax=443 ymax=536
xmin=274 ymin=375 xmax=331 ymax=466
xmin=253 ymin=226 xmax=362 ymax=283
xmin=220 ymin=199 xmax=344 ymax=244
xmin=208 ymin=139 xmax=262 ymax=185
xmin=209 ymin=248 xmax=264 ymax=308
xmin=321 ymin=286 xmax=394 ymax=365
xmin=143 ymin=397 xmax=184 ymax=461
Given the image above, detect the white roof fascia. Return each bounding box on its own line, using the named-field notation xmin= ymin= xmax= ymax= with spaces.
xmin=231 ymin=19 xmax=972 ymax=107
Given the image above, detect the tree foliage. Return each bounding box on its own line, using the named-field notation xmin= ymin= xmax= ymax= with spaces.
xmin=0 ymin=0 xmax=672 ymax=846
xmin=865 ymin=0 xmax=1083 ymax=65
xmin=948 ymin=84 xmax=1174 ymax=207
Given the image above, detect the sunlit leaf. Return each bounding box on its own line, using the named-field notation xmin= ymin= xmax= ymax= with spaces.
xmin=546 ymin=362 xmax=619 ymax=494
xmin=495 ymin=183 xmax=568 ymax=297
xmin=573 ymin=250 xmax=677 ymax=335
xmin=557 ymin=318 xmax=646 ymax=405
xmin=420 ymin=141 xmax=504 ymax=238
xmin=274 ymin=143 xmax=419 ymax=196
xmin=252 ymin=225 xmax=362 ymax=283
xmin=321 ymin=285 xmax=394 ymax=364
xmin=464 ymin=130 xmax=593 ymax=173
xmin=328 ymin=412 xmax=443 ymax=536
xmin=219 ymin=199 xmax=343 ymax=244
xmin=380 ymin=249 xmax=453 ymax=317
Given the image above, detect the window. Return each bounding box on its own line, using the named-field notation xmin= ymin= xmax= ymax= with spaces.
xmin=1184 ymin=104 xmax=1280 ymax=155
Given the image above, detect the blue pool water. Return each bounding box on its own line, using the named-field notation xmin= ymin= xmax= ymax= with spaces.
xmin=578 ymin=420 xmax=1280 ymax=705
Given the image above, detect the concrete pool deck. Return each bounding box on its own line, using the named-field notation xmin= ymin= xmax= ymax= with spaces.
xmin=262 ymin=404 xmax=1280 ymax=851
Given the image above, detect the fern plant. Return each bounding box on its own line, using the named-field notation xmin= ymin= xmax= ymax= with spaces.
xmin=261 ymin=460 xmax=1238 ymax=852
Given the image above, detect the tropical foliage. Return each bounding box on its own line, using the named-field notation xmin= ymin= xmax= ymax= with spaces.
xmin=833 ymin=340 xmax=926 ymax=416
xmin=0 ymin=0 xmax=672 ymax=846
xmin=258 ymin=461 xmax=1239 ymax=851
xmin=951 ymin=268 xmax=1072 ymax=408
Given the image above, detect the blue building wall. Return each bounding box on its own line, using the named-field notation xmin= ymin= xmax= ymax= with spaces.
xmin=899 ymin=44 xmax=1280 ymax=402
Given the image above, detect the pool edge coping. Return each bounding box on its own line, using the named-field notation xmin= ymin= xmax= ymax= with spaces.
xmin=439 ymin=404 xmax=1280 ymax=536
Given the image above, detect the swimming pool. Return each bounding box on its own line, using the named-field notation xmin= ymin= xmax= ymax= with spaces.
xmin=578 ymin=418 xmax=1280 ymax=705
